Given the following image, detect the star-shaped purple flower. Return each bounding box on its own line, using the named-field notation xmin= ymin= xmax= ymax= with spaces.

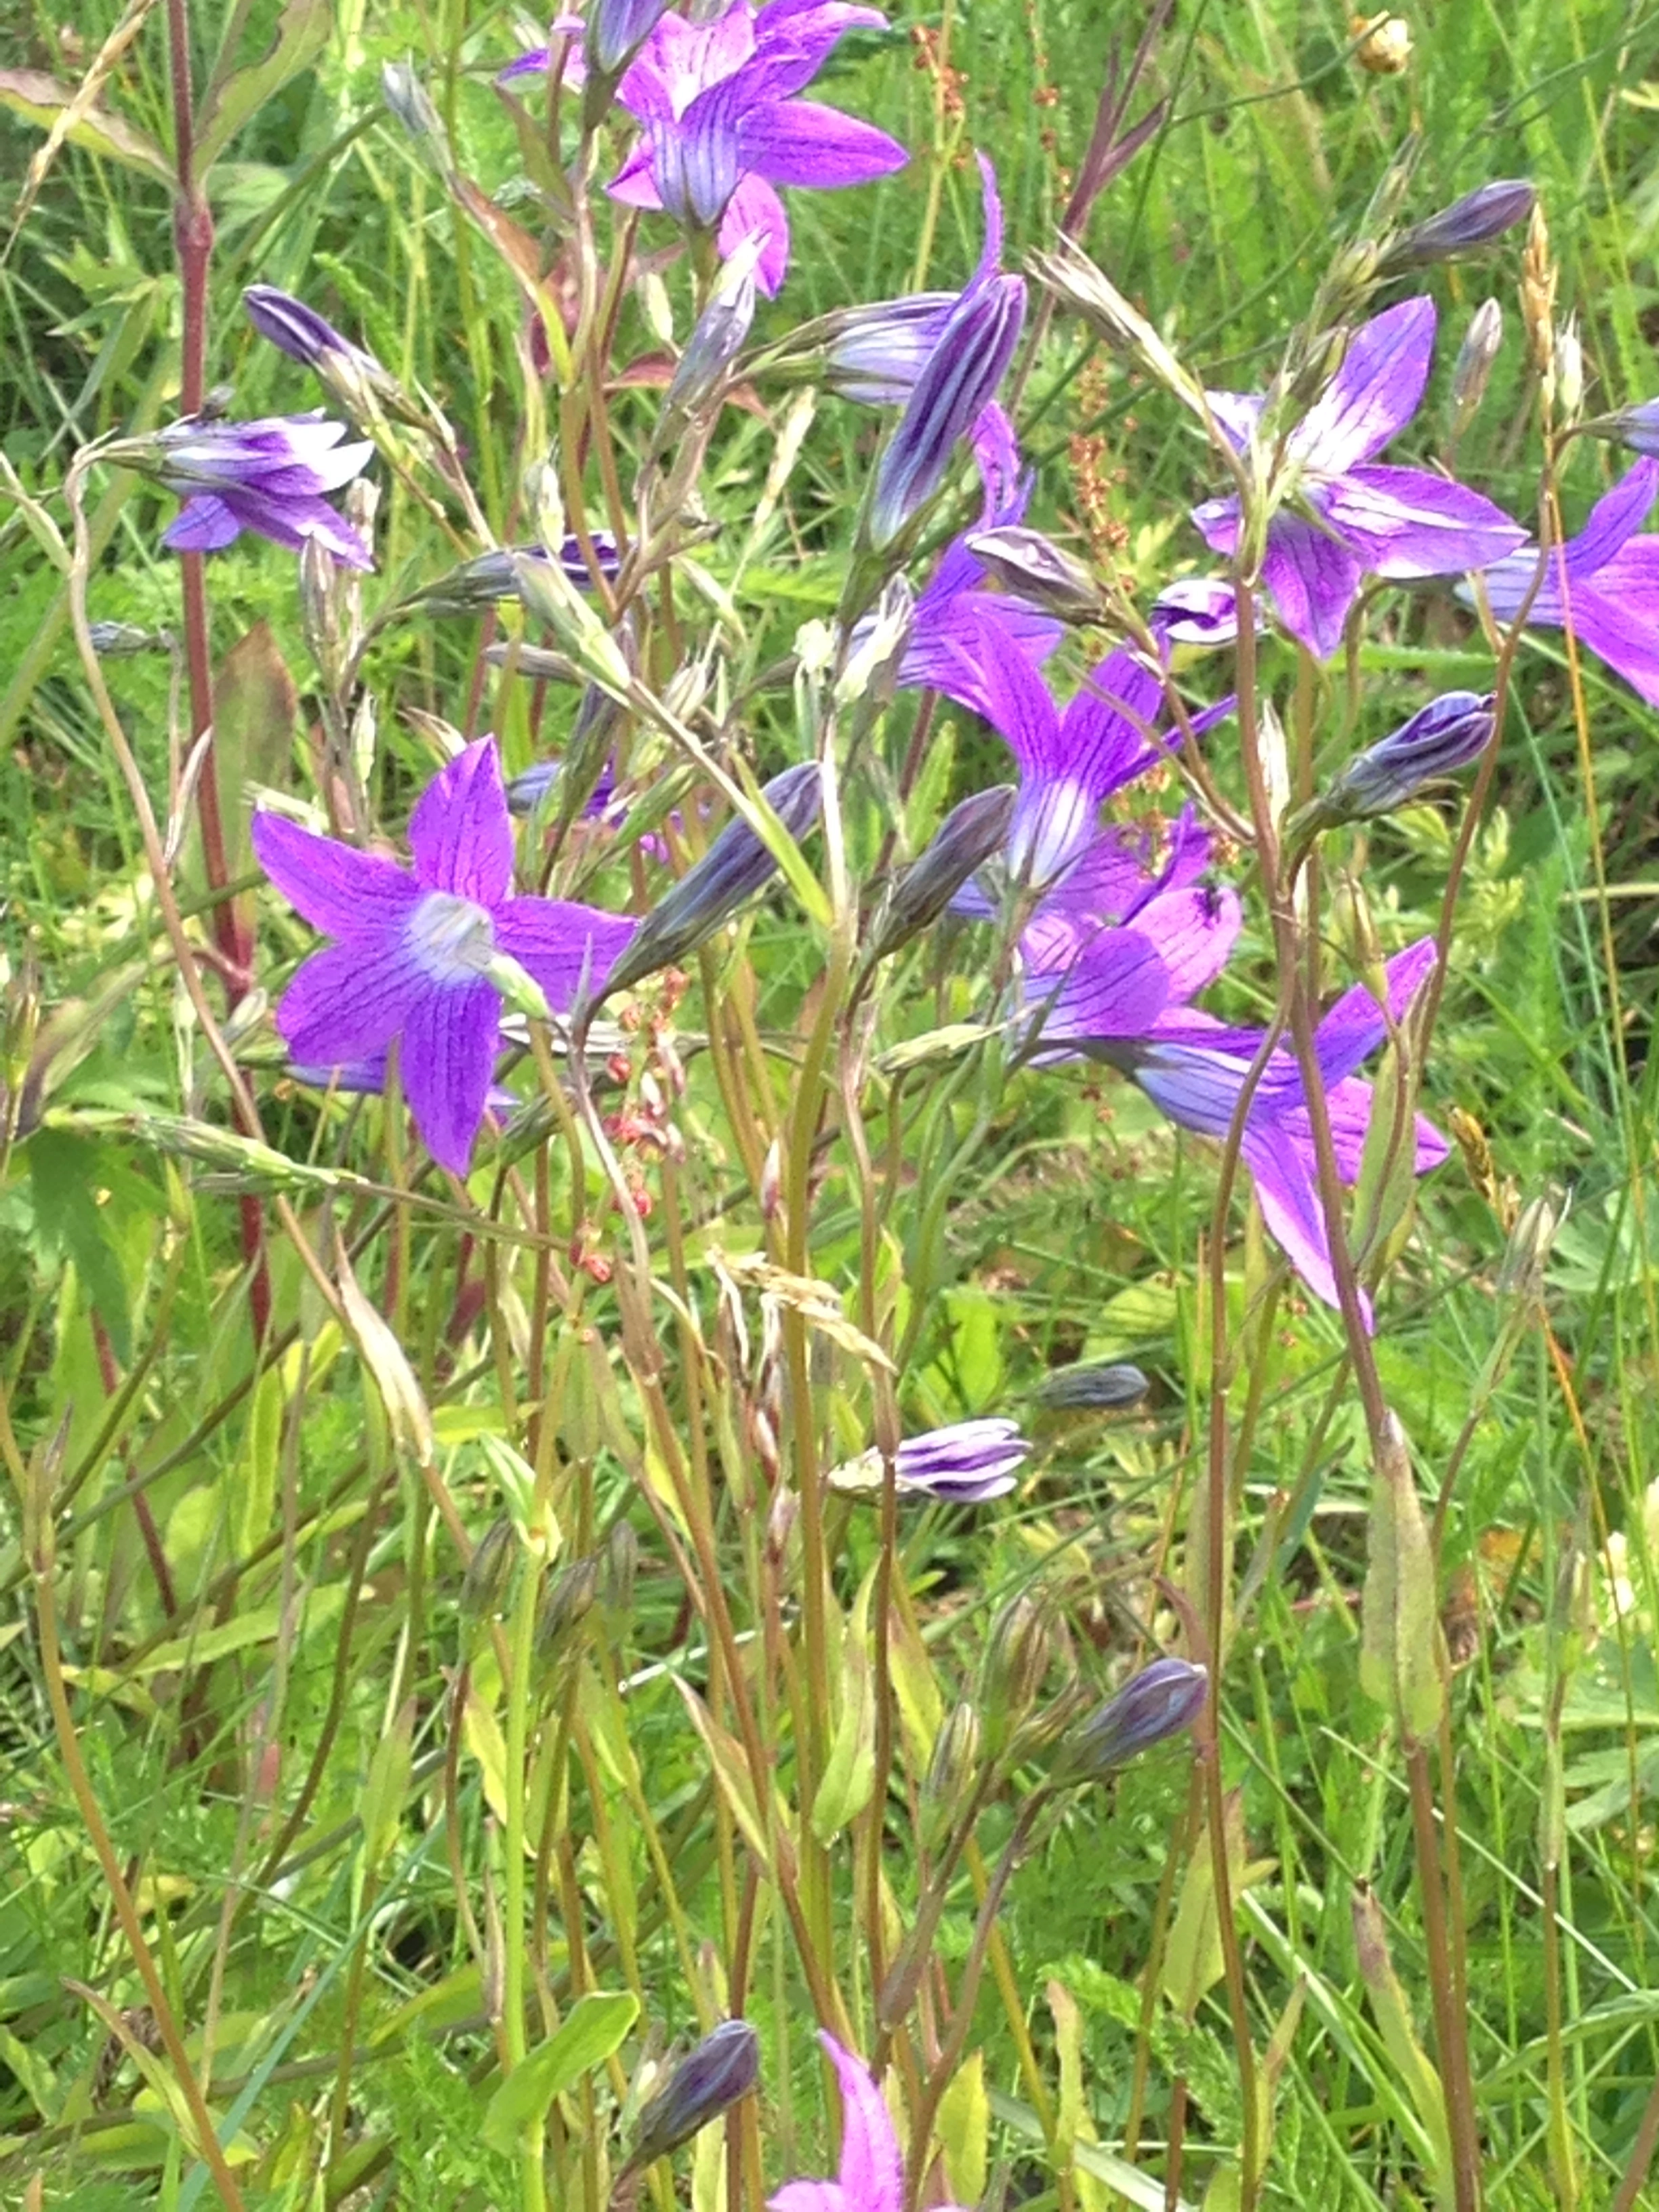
xmin=251 ymin=739 xmax=636 ymax=1174
xmin=1473 ymin=456 xmax=1659 ymax=705
xmin=157 ymin=411 xmax=375 ymax=568
xmin=525 ymin=0 xmax=907 ymax=296
xmin=1192 ymin=298 xmax=1525 ymax=659
xmin=769 ymin=2032 xmax=967 ymax=2212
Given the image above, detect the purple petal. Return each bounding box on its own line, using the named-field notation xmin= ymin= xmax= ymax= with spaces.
xmin=970 ymin=400 xmax=1021 ymax=513
xmin=1020 ymin=811 xmax=1213 ymax=965
xmin=741 ymin=98 xmax=907 ymax=188
xmin=275 ymin=943 xmax=426 ymax=1067
xmin=817 ymin=2035 xmax=901 ymax=2212
xmin=1241 ymin=1122 xmax=1368 ymax=1322
xmin=608 ymin=141 xmax=665 ymax=207
xmin=945 ymin=600 xmax=1061 ymax=771
xmin=1315 ymin=465 xmax=1525 ymax=579
xmin=1025 ymin=925 xmax=1173 ymax=1044
xmin=400 ymin=977 xmax=501 ymax=1174
xmin=214 ymin=489 xmax=373 ymax=569
xmin=718 ymin=171 xmax=791 ymax=294
xmin=1290 ymin=296 xmax=1435 ymax=474
xmin=1543 ymin=569 xmax=1659 ymax=704
xmin=768 ymin=2187 xmax=855 ymax=2212
xmin=492 ymin=898 xmax=638 ymax=1007
xmin=1204 ymin=390 xmax=1265 ymax=456
xmin=409 ymin=739 xmax=514 ymax=904
xmin=1057 ymin=648 xmax=1166 ymax=795
xmin=251 ymin=812 xmax=419 ymax=941
xmin=1313 ymin=939 xmax=1437 ymax=1086
xmin=970 ymin=149 xmax=1004 ymax=285
xmin=1480 ymin=459 xmax=1659 ymax=626
xmin=163 ymin=494 xmax=243 ymax=552
xmin=1259 ymin=512 xmax=1365 ymax=659
xmin=1132 ymin=884 xmax=1242 ymax=1003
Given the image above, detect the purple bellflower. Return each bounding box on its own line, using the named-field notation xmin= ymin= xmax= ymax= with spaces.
xmin=243 ymin=285 xmax=379 ymax=378
xmin=1471 ymin=457 xmax=1659 ymax=705
xmin=513 ymin=0 xmax=908 ymax=297
xmin=157 ymin=411 xmax=374 ymax=567
xmin=827 ymin=1416 xmax=1031 ymax=1504
xmin=1052 ymin=941 xmax=1448 ymax=1321
xmin=770 ymin=2032 xmax=968 ymax=2212
xmin=1307 ymin=690 xmax=1494 ymax=824
xmin=895 ymin=476 xmax=1064 ymax=699
xmin=1191 ymin=297 xmax=1525 ymax=659
xmin=251 ymin=739 xmax=636 ymax=1174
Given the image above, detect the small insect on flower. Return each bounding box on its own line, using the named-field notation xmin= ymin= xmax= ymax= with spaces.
xmin=251 ymin=738 xmax=636 ymax=1174
xmin=152 ymin=411 xmax=375 ymax=567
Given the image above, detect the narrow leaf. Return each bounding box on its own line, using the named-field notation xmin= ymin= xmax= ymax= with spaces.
xmin=481 ymin=1992 xmax=638 ymax=2155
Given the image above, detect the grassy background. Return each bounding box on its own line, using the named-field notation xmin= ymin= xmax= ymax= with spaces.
xmin=5 ymin=0 xmax=1659 ymax=2206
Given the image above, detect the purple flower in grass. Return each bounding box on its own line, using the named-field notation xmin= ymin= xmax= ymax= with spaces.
xmin=1305 ymin=690 xmax=1494 ymax=825
xmin=1053 ymin=1656 xmax=1208 ymax=1782
xmin=1020 ymin=882 xmax=1243 ymax=1055
xmin=251 ymin=739 xmax=636 ymax=1174
xmin=243 ymin=286 xmax=379 ymax=379
xmin=1470 ymin=457 xmax=1659 ymax=705
xmin=1192 ymin=297 xmax=1525 ymax=659
xmin=157 ymin=411 xmax=374 ymax=568
xmin=771 ymin=2032 xmax=968 ymax=2212
xmin=1056 ymin=941 xmax=1448 ymax=1323
xmin=580 ymin=0 xmax=907 ymax=297
xmin=895 ymin=476 xmax=1063 ymax=701
xmin=828 ymin=1417 xmax=1031 ymax=1504
xmin=867 ymin=259 xmax=1026 ymax=552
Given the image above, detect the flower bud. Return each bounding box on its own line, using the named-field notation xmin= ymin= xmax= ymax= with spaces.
xmin=835 ymin=577 xmax=915 ymax=709
xmin=535 ymin=1550 xmax=601 ymax=1658
xmin=409 ymin=535 xmax=620 ymax=615
xmin=597 ymin=762 xmax=823 ymax=1000
xmin=981 ymin=1593 xmax=1050 ymax=1755
xmin=899 ymin=1418 xmax=1030 ymax=1504
xmin=243 ymin=285 xmax=407 ymax=422
xmin=1050 ymin=1656 xmax=1207 ymax=1784
xmin=865 ymin=786 xmax=1017 ymax=964
xmin=590 ymin=0 xmax=673 ymax=80
xmin=962 ymin=527 xmax=1103 ymax=623
xmin=865 ymin=276 xmax=1026 ymax=553
xmin=1352 ymin=12 xmax=1412 ymax=73
xmin=822 ymin=293 xmax=956 ymax=403
xmin=1553 ymin=316 xmax=1584 ymax=422
xmin=920 ymin=1701 xmax=982 ymax=1847
xmin=1450 ymin=299 xmax=1504 ymax=435
xmin=87 ymin=621 xmax=171 ymax=657
xmin=1301 ymin=691 xmax=1494 ymax=828
xmin=627 ymin=2019 xmax=759 ymax=2170
xmin=1029 ymin=1361 xmax=1149 ymax=1412
xmin=601 ymin=1519 xmax=638 ymax=1626
xmin=1589 ymin=397 xmax=1659 ymax=459
xmin=1496 ymin=1191 xmax=1563 ymax=1306
xmin=382 ymin=60 xmax=446 ymax=148
xmin=460 ymin=1514 xmax=518 ymax=1620
xmin=662 ymin=231 xmax=764 ymax=420
xmin=1380 ymin=179 xmax=1535 ymax=271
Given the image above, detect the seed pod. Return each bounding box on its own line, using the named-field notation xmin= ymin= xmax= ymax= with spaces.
xmin=535 ymin=1551 xmax=601 ymax=1657
xmin=920 ymin=1701 xmax=982 ymax=1847
xmin=460 ymin=1515 xmax=518 ymax=1621
xmin=981 ymin=1593 xmax=1050 ymax=1757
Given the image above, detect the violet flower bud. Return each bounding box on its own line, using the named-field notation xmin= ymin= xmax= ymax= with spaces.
xmin=597 ymin=762 xmax=823 ymax=1000
xmin=895 ymin=1416 xmax=1030 ymax=1503
xmin=590 ymin=0 xmax=673 ymax=79
xmin=865 ymin=274 xmax=1027 ymax=552
xmin=1052 ymin=1656 xmax=1208 ymax=1784
xmin=1589 ymin=398 xmax=1659 ymax=460
xmin=964 ymin=527 xmax=1103 ymax=623
xmin=628 ymin=2020 xmax=760 ymax=2169
xmin=1029 ymin=1361 xmax=1150 ymax=1412
xmin=1307 ymin=691 xmax=1494 ymax=826
xmin=663 ymin=233 xmax=764 ymax=419
xmin=1382 ymin=179 xmax=1536 ymax=271
xmin=865 ymin=786 xmax=1017 ymax=964
xmin=1450 ymin=299 xmax=1504 ymax=433
xmin=410 ymin=535 xmax=620 ymax=615
xmin=823 ymin=293 xmax=956 ymax=403
xmin=242 ymin=286 xmax=401 ymax=423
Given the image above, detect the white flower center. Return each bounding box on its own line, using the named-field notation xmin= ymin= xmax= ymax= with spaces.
xmin=407 ymin=890 xmax=496 ymax=981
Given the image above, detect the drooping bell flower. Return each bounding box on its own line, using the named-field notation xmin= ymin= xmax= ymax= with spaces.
xmin=155 ymin=411 xmax=374 ymax=568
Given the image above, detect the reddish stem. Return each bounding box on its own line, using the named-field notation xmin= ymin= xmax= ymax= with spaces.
xmin=166 ymin=0 xmax=269 ymax=1340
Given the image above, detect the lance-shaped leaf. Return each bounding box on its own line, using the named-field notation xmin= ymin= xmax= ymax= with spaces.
xmin=1351 ymin=1886 xmax=1453 ymax=2199
xmin=196 ymin=0 xmax=331 ymax=170
xmin=0 ymin=68 xmax=171 ymax=182
xmin=481 ymin=1991 xmax=640 ymax=2156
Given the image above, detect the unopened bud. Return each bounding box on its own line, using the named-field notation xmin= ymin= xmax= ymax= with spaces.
xmin=1297 ymin=691 xmax=1494 ymax=830
xmin=981 ymin=1593 xmax=1050 ymax=1756
xmin=1520 ymin=202 xmax=1558 ymax=379
xmin=920 ymin=1702 xmax=982 ymax=1845
xmin=663 ymin=232 xmax=764 ymax=420
xmin=865 ymin=276 xmax=1027 ymax=553
xmin=1554 ymin=316 xmax=1584 ymax=421
xmin=535 ymin=1551 xmax=601 ymax=1657
xmin=964 ymin=527 xmax=1103 ymax=622
xmin=865 ymin=785 xmax=1016 ymax=964
xmin=382 ymin=61 xmax=446 ymax=148
xmin=626 ymin=2019 xmax=759 ymax=2171
xmin=88 ymin=621 xmax=171 ymax=657
xmin=1381 ymin=179 xmax=1535 ymax=272
xmin=836 ymin=577 xmax=915 ymax=708
xmin=598 ymin=762 xmax=823 ymax=1000
xmin=1497 ymin=1191 xmax=1562 ymax=1306
xmin=411 ymin=535 xmax=621 ymax=616
xmin=602 ymin=1519 xmax=638 ymax=1626
xmin=1450 ymin=299 xmax=1504 ymax=434
xmin=1028 ymin=1361 xmax=1149 ymax=1412
xmin=461 ymin=1515 xmax=518 ymax=1620
xmin=1051 ymin=1656 xmax=1208 ymax=1784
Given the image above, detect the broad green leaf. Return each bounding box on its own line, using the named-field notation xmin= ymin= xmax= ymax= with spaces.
xmin=1351 ymin=1887 xmax=1453 ymax=2207
xmin=0 ymin=70 xmax=171 ymax=180
xmin=935 ymin=2048 xmax=987 ymax=2207
xmin=195 ymin=0 xmax=331 ymax=171
xmin=481 ymin=1992 xmax=638 ymax=2155
xmin=1359 ymin=1412 xmax=1444 ymax=1742
xmin=28 ymin=1131 xmax=132 ymax=1361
